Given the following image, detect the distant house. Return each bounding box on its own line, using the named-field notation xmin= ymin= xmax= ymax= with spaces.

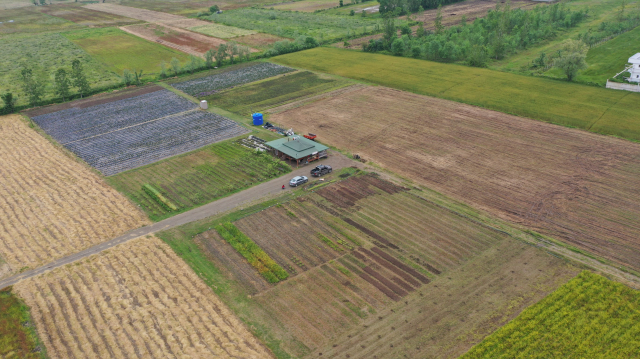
xmin=265 ymin=136 xmax=328 ymax=167
xmin=629 ymin=53 xmax=640 ymax=82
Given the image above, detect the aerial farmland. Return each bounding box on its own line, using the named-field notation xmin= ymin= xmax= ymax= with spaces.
xmin=2 ymin=0 xmax=640 ymax=357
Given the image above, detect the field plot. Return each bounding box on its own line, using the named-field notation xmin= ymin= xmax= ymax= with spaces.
xmin=208 ymin=8 xmax=389 ymax=43
xmin=165 ymin=174 xmax=579 ymax=358
xmin=272 ymin=48 xmax=640 ymax=142
xmin=29 ymin=87 xmax=248 ymax=176
xmin=463 ymin=271 xmax=640 ymax=358
xmin=270 ymin=0 xmax=346 ymax=12
xmin=270 ymin=85 xmax=640 ymax=273
xmin=0 ymin=115 xmax=149 ymax=272
xmin=187 ymin=22 xmax=256 ymax=39
xmin=118 ymin=0 xmax=228 ymax=15
xmin=121 ymin=23 xmax=227 ymax=56
xmin=85 ymin=2 xmax=185 ymax=22
xmin=106 ymin=141 xmax=292 ymax=221
xmin=14 ymin=235 xmax=272 ymax=359
xmin=171 ymin=62 xmax=294 ymax=97
xmin=38 ymin=3 xmax=142 ymax=27
xmin=234 ymin=33 xmax=291 ymax=50
xmin=0 ymin=7 xmax=80 ymax=35
xmin=205 ymin=71 xmax=352 ymax=115
xmin=0 ymin=33 xmax=120 ymax=106
xmin=64 ymin=27 xmax=190 ymax=75
xmin=0 ymin=288 xmax=45 ymax=358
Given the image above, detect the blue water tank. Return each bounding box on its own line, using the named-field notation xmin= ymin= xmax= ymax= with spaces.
xmin=252 ymin=113 xmax=264 ymax=126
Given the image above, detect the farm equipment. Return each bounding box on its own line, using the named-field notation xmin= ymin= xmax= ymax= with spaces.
xmin=264 ymin=122 xmax=294 ymax=136
xmin=304 ymin=133 xmax=317 ymax=141
xmin=237 ymin=135 xmax=268 ymax=151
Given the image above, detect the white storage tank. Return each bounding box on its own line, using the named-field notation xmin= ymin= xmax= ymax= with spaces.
xmin=200 ymin=100 xmax=208 ymax=109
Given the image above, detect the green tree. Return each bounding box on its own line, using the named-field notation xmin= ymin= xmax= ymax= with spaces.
xmin=434 ymin=6 xmax=443 ymax=34
xmin=339 ymin=0 xmax=343 ymax=6
xmin=1 ymin=93 xmax=16 ymax=114
xmin=228 ymin=42 xmax=239 ymax=64
xmin=391 ymin=38 xmax=405 ymax=55
xmin=467 ymin=44 xmax=489 ymax=67
xmin=416 ymin=22 xmax=425 ymax=37
xmin=160 ymin=61 xmax=168 ymax=78
xmin=209 ymin=5 xmax=220 ymax=13
xmin=361 ymin=9 xmax=366 ymax=16
xmin=170 ymin=57 xmax=181 ymax=76
xmin=554 ymin=39 xmax=588 ymax=81
xmin=133 ymin=69 xmax=143 ymax=85
xmin=71 ymin=59 xmax=90 ymax=98
xmin=215 ymin=44 xmax=228 ymax=67
xmin=53 ymin=68 xmax=71 ymax=101
xmin=205 ymin=49 xmax=214 ymax=68
xmin=122 ymin=69 xmax=133 ymax=86
xmin=350 ymin=9 xmax=355 ymax=16
xmin=20 ymin=68 xmax=44 ymax=107
xmin=382 ymin=14 xmax=397 ymax=48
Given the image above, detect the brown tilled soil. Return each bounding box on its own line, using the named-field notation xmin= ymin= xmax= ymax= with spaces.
xmin=336 ymin=0 xmax=537 ymax=49
xmin=0 ymin=115 xmax=150 ymax=275
xmin=14 ymin=236 xmax=273 ymax=358
xmin=269 ymin=86 xmax=640 ymax=273
xmin=121 ymin=23 xmax=227 ymax=56
xmin=85 ymin=3 xmax=185 ymax=22
xmin=23 ymin=85 xmax=163 ymax=117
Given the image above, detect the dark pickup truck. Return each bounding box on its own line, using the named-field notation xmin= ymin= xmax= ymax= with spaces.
xmin=310 ymin=165 xmax=332 ymax=177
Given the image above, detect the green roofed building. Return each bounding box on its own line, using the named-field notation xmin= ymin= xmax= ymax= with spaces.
xmin=265 ymin=136 xmax=329 ymax=166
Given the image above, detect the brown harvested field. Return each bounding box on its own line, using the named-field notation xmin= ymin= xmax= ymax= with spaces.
xmin=85 ymin=3 xmax=185 ymax=22
xmin=235 ymin=33 xmax=291 ymax=49
xmin=121 ymin=23 xmax=227 ymax=56
xmin=37 ymin=4 xmax=143 ymax=27
xmin=336 ymin=0 xmax=537 ymax=49
xmin=14 ymin=235 xmax=272 ymax=359
xmin=192 ymin=175 xmax=578 ymax=357
xmin=0 ymin=115 xmax=149 ymax=275
xmin=269 ymin=86 xmax=640 ymax=273
xmin=118 ymin=0 xmax=256 ymax=14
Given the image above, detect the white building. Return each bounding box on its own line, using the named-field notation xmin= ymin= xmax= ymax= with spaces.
xmin=628 ymin=53 xmax=640 ymax=82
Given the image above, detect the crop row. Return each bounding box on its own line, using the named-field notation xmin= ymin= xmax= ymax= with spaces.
xmin=31 ymin=89 xmax=195 ymax=144
xmin=171 ymin=62 xmax=294 ymax=97
xmin=215 ymin=222 xmax=289 ymax=283
xmin=67 ymin=109 xmax=248 ymax=176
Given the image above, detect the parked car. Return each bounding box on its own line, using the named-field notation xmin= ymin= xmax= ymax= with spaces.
xmin=289 ymin=176 xmax=308 ymax=187
xmin=310 ymin=165 xmax=332 ymax=177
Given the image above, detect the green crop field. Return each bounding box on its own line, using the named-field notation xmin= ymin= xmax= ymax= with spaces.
xmin=208 ymin=8 xmax=389 ymax=43
xmin=0 ymin=7 xmax=81 ymax=35
xmin=269 ymin=0 xmax=345 ymax=13
xmin=0 ymin=288 xmax=46 ymax=359
xmin=463 ymin=271 xmax=640 ymax=358
xmin=204 ymin=71 xmax=352 ymax=115
xmin=272 ymin=47 xmax=640 ymax=142
xmin=188 ymin=23 xmax=256 ymax=39
xmin=106 ymin=141 xmax=292 ymax=221
xmin=0 ymin=33 xmax=120 ymax=106
xmin=63 ymin=27 xmax=190 ymax=76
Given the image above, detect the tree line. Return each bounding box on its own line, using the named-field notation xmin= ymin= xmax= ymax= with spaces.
xmin=379 ymin=0 xmax=462 ymax=16
xmin=365 ymin=3 xmax=587 ymax=67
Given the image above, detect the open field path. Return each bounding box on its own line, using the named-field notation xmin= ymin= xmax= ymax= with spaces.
xmin=0 ymin=152 xmax=359 ymax=290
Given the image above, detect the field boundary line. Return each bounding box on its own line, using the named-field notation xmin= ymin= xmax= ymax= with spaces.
xmin=587 ymin=91 xmax=632 ymax=131
xmin=62 ymin=108 xmax=200 ymax=145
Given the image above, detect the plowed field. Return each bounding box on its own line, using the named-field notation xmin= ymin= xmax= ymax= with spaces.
xmin=121 ymin=23 xmax=227 ymax=56
xmin=0 ymin=115 xmax=149 ymax=273
xmin=182 ymin=174 xmax=578 ymax=357
xmin=14 ymin=235 xmax=272 ymax=359
xmin=38 ymin=4 xmax=142 ymax=26
xmin=269 ymin=86 xmax=640 ymax=273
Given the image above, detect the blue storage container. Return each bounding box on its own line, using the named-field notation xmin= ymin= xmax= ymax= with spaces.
xmin=252 ymin=113 xmax=264 ymax=126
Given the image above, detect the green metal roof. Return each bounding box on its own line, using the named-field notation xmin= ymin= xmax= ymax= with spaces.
xmin=266 ymin=136 xmax=329 ymax=160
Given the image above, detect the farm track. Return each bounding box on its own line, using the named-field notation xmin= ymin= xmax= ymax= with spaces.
xmin=0 ymin=152 xmax=358 ymax=289
xmin=270 ymin=85 xmax=640 ymax=274
xmin=14 ymin=236 xmax=272 ymax=359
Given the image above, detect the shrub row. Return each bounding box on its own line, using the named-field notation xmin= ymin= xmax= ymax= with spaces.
xmin=142 ymin=184 xmax=179 ymax=211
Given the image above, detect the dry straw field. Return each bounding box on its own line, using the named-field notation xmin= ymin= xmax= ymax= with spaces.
xmin=14 ymin=235 xmax=271 ymax=359
xmin=0 ymin=115 xmax=149 ymax=273
xmin=269 ymin=86 xmax=640 ymax=273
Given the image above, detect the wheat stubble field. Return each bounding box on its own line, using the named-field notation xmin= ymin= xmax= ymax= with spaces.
xmin=14 ymin=235 xmax=271 ymax=359
xmin=269 ymin=87 xmax=640 ymax=273
xmin=0 ymin=115 xmax=149 ymax=273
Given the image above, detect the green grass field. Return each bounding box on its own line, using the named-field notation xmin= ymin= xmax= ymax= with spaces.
xmin=63 ymin=27 xmax=190 ymax=76
xmin=0 ymin=288 xmax=46 ymax=359
xmin=579 ymin=26 xmax=640 ymax=85
xmin=463 ymin=271 xmax=640 ymax=358
xmin=0 ymin=32 xmax=120 ymax=106
xmin=208 ymin=8 xmax=388 ymax=43
xmin=272 ymin=47 xmax=640 ymax=142
xmin=106 ymin=141 xmax=292 ymax=221
xmin=188 ymin=22 xmax=256 ymax=38
xmin=0 ymin=7 xmax=81 ymax=35
xmin=204 ymin=70 xmax=351 ymax=115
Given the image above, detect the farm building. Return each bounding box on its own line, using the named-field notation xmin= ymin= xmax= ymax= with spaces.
xmin=265 ymin=136 xmax=328 ymax=166
xmin=628 ymin=53 xmax=640 ymax=82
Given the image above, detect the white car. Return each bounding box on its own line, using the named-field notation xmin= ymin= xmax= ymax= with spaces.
xmin=289 ymin=176 xmax=308 ymax=187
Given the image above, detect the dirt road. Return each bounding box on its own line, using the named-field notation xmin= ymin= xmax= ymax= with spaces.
xmin=0 ymin=151 xmax=361 ymax=289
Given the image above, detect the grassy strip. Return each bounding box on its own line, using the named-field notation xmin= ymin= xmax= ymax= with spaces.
xmin=0 ymin=288 xmax=47 ymax=359
xmin=272 ymin=47 xmax=640 ymax=142
xmin=215 ymin=222 xmax=289 ymax=283
xmin=142 ymin=184 xmax=178 ymax=211
xmin=317 ymin=233 xmax=343 ymax=252
xmin=462 ymin=271 xmax=640 ymax=357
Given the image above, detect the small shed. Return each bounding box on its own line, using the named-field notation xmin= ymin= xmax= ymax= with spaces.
xmin=629 ymin=53 xmax=640 ymax=82
xmin=265 ymin=136 xmax=328 ymax=167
